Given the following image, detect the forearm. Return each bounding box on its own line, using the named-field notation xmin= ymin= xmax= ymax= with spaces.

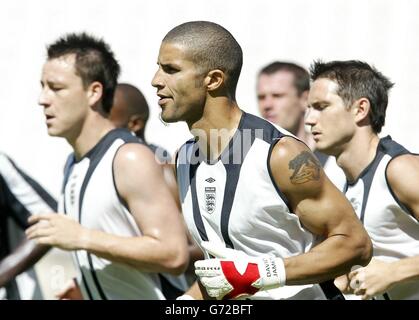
xmin=284 ymin=234 xmax=370 ymax=285
xmin=0 ymin=240 xmax=50 ymax=287
xmin=391 ymin=256 xmax=419 ymax=285
xmin=80 ymin=228 xmax=188 ymax=275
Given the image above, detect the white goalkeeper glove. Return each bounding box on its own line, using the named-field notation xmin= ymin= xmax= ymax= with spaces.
xmin=194 ymin=241 xmax=286 ymax=300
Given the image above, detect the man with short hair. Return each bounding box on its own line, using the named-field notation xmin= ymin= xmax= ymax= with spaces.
xmin=109 ymin=83 xmax=171 ymax=163
xmin=306 ymin=60 xmax=419 ymax=299
xmin=27 ymin=33 xmax=189 ymax=300
xmin=152 ymin=21 xmax=372 ymax=300
xmin=257 ymin=61 xmax=346 ymax=188
xmin=257 ymin=62 xmax=313 ymax=148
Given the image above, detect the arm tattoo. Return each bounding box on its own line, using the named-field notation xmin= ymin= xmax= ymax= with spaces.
xmin=289 ymin=151 xmax=321 ymax=184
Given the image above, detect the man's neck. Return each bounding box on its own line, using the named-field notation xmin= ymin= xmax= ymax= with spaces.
xmin=335 ymin=131 xmax=380 ymax=183
xmin=190 ymin=98 xmax=242 ymax=161
xmin=68 ymin=113 xmax=115 ymax=161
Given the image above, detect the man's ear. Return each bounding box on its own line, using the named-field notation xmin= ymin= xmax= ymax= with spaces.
xmin=354 ymin=97 xmax=370 ymax=124
xmin=87 ymin=81 xmax=103 ymax=108
xmin=299 ymin=90 xmax=309 ymax=111
xmin=205 ymin=69 xmax=225 ymax=92
xmin=128 ymin=114 xmax=145 ymax=133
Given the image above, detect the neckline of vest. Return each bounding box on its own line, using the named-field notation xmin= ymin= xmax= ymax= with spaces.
xmin=346 ymin=135 xmax=391 ymax=186
xmin=195 ymin=111 xmax=246 ymax=166
xmin=72 ymin=128 xmax=129 ymax=164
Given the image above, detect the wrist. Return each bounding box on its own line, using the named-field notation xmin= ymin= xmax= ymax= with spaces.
xmin=255 ymin=256 xmax=286 ymax=290
xmin=78 ymin=228 xmax=91 ymax=250
xmin=390 ymin=260 xmax=410 ymax=286
xmin=275 ymin=257 xmax=287 ymax=287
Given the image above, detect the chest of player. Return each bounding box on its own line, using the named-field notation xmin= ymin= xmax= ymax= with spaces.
xmin=179 ymin=145 xmax=302 ymax=254
xmin=344 ymin=157 xmax=417 ymax=248
xmin=62 ymin=150 xmax=131 ymax=232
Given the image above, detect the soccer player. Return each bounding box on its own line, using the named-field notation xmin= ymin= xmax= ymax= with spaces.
xmin=27 ymin=33 xmax=189 ymax=299
xmin=257 ymin=61 xmax=345 ymax=188
xmin=306 ymin=60 xmax=419 ymax=300
xmin=109 ymin=83 xmax=202 ymax=286
xmin=151 ymin=21 xmax=372 ymax=300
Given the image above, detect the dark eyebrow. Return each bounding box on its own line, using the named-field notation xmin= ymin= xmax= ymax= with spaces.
xmin=309 ymin=101 xmax=328 ymax=109
xmin=160 ymin=62 xmax=181 ymax=69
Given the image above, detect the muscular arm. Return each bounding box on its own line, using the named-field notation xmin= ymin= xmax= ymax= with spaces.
xmin=345 ymin=154 xmax=419 ymax=299
xmin=27 ymin=143 xmax=189 ymax=275
xmin=0 ymin=239 xmax=50 ymax=287
xmin=378 ymin=154 xmax=419 ymax=283
xmin=270 ymin=137 xmax=372 ymax=285
xmin=82 ymin=143 xmax=189 ymax=274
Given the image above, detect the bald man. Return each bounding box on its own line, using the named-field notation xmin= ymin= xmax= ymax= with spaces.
xmin=152 ymin=20 xmax=372 ymax=300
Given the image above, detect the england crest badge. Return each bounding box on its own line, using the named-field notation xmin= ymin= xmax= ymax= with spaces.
xmin=205 ymin=186 xmax=216 ymax=214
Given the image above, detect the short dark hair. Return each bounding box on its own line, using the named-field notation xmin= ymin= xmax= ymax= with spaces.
xmin=116 ymin=83 xmax=149 ymax=123
xmin=310 ymin=60 xmax=394 ymax=133
xmin=47 ymin=32 xmax=120 ymax=113
xmin=163 ymin=21 xmax=243 ymax=96
xmin=259 ymin=61 xmax=310 ymax=96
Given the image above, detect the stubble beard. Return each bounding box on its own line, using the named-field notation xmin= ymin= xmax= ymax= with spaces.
xmin=159 ymin=112 xmax=170 ymax=126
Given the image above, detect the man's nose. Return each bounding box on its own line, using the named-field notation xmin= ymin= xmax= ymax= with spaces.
xmin=151 ymin=70 xmax=164 ymax=89
xmin=304 ymin=107 xmax=317 ymax=127
xmin=38 ymin=89 xmax=50 ymax=107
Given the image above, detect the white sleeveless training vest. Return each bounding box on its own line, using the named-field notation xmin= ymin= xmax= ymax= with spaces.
xmin=61 ymin=128 xmax=186 ymax=300
xmin=176 ymin=112 xmax=341 ymax=300
xmin=344 ymin=136 xmax=419 ymax=300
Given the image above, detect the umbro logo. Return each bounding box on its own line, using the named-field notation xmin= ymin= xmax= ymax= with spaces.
xmin=205 ymin=177 xmax=216 ymax=183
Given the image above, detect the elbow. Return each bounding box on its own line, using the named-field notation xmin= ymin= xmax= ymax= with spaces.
xmin=359 ymin=234 xmax=373 ymax=266
xmin=162 ymin=245 xmax=189 ymax=275
xmin=167 ymin=259 xmax=189 ymax=276
xmin=351 ymin=232 xmax=373 ymax=267
xmin=166 ymin=255 xmax=189 ymax=276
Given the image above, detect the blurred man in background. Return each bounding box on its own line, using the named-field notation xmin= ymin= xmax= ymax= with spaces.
xmin=0 ymin=153 xmax=56 ymax=299
xmin=257 ymin=61 xmax=346 ymax=189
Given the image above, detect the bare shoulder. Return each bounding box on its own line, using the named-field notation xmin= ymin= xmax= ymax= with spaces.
xmin=114 ymin=143 xmax=158 ymax=169
xmin=270 ymin=136 xmax=324 ymax=194
xmin=387 ymin=153 xmax=419 ymax=177
xmin=113 ymin=143 xmax=162 ymax=188
xmin=270 ymin=137 xmax=350 ymax=232
xmin=386 ymin=154 xmax=419 ymax=216
xmin=386 ymin=154 xmax=419 ymax=189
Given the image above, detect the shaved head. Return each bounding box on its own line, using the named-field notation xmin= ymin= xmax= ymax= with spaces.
xmin=163 ymin=21 xmax=243 ymax=96
xmin=110 ymin=83 xmax=149 ymax=138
